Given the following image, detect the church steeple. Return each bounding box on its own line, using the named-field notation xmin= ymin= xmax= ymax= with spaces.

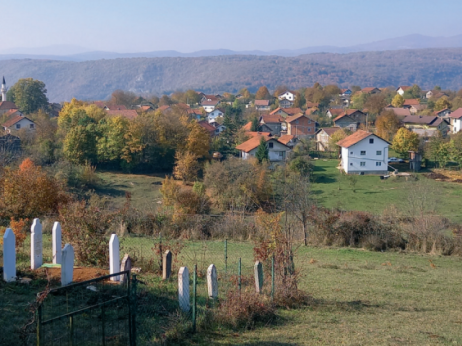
xmin=1 ymin=77 xmax=7 ymax=102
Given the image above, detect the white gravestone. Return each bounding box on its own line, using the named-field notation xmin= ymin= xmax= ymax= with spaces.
xmin=52 ymin=222 xmax=62 ymax=264
xmin=254 ymin=261 xmax=264 ymax=294
xmin=61 ymin=244 xmax=74 ymax=286
xmin=3 ymin=228 xmax=16 ymax=282
xmin=207 ymin=264 xmax=218 ymax=299
xmin=109 ymin=234 xmax=120 ymax=281
xmin=31 ymin=218 xmax=43 ymax=270
xmin=178 ymin=267 xmax=190 ymax=312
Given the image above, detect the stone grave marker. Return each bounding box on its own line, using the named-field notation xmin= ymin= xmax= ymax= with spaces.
xmin=109 ymin=234 xmax=120 ymax=281
xmin=207 ymin=264 xmax=218 ymax=299
xmin=52 ymin=222 xmax=62 ymax=264
xmin=3 ymin=228 xmax=16 ymax=282
xmin=120 ymin=254 xmax=132 ymax=284
xmin=178 ymin=267 xmax=190 ymax=312
xmin=163 ymin=250 xmax=172 ymax=280
xmin=254 ymin=261 xmax=264 ymax=294
xmin=31 ymin=218 xmax=43 ymax=270
xmin=61 ymin=244 xmax=74 ymax=286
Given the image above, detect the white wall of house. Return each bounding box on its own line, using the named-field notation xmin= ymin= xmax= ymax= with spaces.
xmin=207 ymin=109 xmax=223 ymax=122
xmin=203 ymin=105 xmax=216 ymax=112
xmin=6 ymin=118 xmax=35 ymax=132
xmin=240 ymin=140 xmax=290 ymax=162
xmin=397 ymin=88 xmax=405 ymax=96
xmin=341 ymin=136 xmax=389 ymax=174
xmin=452 ymin=118 xmax=462 ymax=133
xmin=278 ymin=91 xmax=295 ymax=101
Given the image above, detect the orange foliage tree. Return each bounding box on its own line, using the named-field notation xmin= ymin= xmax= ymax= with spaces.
xmin=0 ymin=158 xmax=70 ymax=219
xmin=0 ymin=217 xmax=28 ymax=249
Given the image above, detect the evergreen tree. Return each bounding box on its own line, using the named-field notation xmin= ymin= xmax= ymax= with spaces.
xmin=255 ymin=137 xmax=269 ymax=163
xmin=250 ymin=117 xmax=260 ymax=131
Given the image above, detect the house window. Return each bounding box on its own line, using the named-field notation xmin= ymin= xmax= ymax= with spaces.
xmin=268 ymin=142 xmax=274 ymax=148
xmin=308 ymin=128 xmax=311 ymax=132
xmin=16 ymin=124 xmax=20 ymax=129
xmin=295 ymin=120 xmax=299 ymax=124
xmin=30 ymin=124 xmax=34 ymax=129
xmin=360 ymin=151 xmax=366 ymax=155
xmin=350 ymin=163 xmax=353 ymax=166
xmin=376 ymin=162 xmax=382 ymax=166
xmin=376 ymin=150 xmax=381 ymax=155
xmin=369 ymin=138 xmax=374 ymax=144
xmin=279 ymin=151 xmax=283 ymax=157
xmin=360 ymin=162 xmax=366 ymax=167
xmin=350 ymin=151 xmax=353 ymax=155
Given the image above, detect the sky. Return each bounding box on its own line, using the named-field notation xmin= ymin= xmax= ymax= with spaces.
xmin=2 ymin=0 xmax=462 ymax=53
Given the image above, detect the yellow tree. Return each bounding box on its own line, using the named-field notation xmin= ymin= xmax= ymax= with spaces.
xmin=328 ymin=128 xmax=351 ymax=151
xmin=434 ymin=96 xmax=452 ymax=111
xmin=391 ymin=94 xmax=405 ymax=108
xmin=392 ymin=127 xmax=419 ymax=158
xmin=173 ymin=151 xmax=200 ymax=183
xmin=187 ymin=121 xmax=210 ymax=158
xmin=375 ymin=110 xmax=401 ymax=141
xmin=255 ymin=86 xmax=270 ymax=100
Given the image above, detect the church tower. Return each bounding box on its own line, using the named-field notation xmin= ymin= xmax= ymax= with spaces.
xmin=1 ymin=77 xmax=7 ymax=102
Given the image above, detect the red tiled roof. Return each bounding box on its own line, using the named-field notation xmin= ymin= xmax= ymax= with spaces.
xmin=333 ymin=109 xmax=364 ymax=122
xmin=286 ymin=113 xmax=307 ymax=123
xmin=187 ymin=108 xmax=202 ymax=115
xmin=449 ymin=108 xmax=462 ymax=119
xmin=0 ymin=101 xmax=17 ymax=110
xmin=202 ymin=100 xmax=219 ymax=106
xmin=261 ymin=114 xmax=284 ymax=123
xmin=402 ymin=115 xmax=440 ymax=125
xmin=386 ymin=107 xmax=411 ymax=117
xmin=318 ymin=127 xmax=341 ymax=136
xmin=140 ymin=105 xmax=152 ymax=111
xmin=236 ymin=135 xmax=270 ymax=153
xmin=106 ymin=105 xmax=127 ymax=111
xmin=403 ymin=99 xmax=420 ymax=106
xmin=242 ymin=122 xmax=252 ymax=131
xmin=198 ymin=121 xmax=216 ymax=134
xmin=175 ymin=103 xmax=190 ymax=110
xmin=158 ymin=105 xmax=171 ymax=112
xmin=434 ymin=108 xmax=449 ymax=115
xmin=398 ymin=86 xmax=411 ymax=91
xmin=305 ymin=107 xmax=318 ymax=115
xmin=255 ymin=100 xmax=270 ymax=106
xmin=106 ymin=109 xmax=138 ymax=120
xmin=361 ymin=87 xmax=379 ymax=93
xmin=328 ymin=108 xmax=344 ymax=116
xmin=278 ymin=134 xmax=295 ymax=145
xmin=5 ymin=109 xmax=20 ymax=117
xmin=337 ymin=130 xmax=375 ymax=148
xmin=246 ymin=131 xmax=271 ymax=138
xmin=2 ymin=115 xmax=33 ymax=128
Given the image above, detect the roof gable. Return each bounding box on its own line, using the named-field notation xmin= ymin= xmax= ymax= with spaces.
xmin=337 ymin=130 xmax=389 ymax=148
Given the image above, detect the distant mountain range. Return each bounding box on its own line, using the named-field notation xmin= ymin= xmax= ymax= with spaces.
xmin=1 ymin=34 xmax=462 ymax=61
xmin=1 ymin=48 xmax=462 ymax=102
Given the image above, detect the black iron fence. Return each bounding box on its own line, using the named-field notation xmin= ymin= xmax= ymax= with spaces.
xmin=37 ymin=271 xmax=137 ymax=346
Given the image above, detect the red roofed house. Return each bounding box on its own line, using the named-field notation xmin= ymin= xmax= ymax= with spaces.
xmin=326 ymin=108 xmax=344 ymax=118
xmin=285 ymin=113 xmax=317 ymax=137
xmin=106 ymin=109 xmax=138 ymax=120
xmin=402 ymin=115 xmax=449 ymax=136
xmin=361 ymin=87 xmax=381 ymax=95
xmin=448 ymin=108 xmax=462 ymax=134
xmin=0 ymin=101 xmax=18 ymax=116
xmin=259 ymin=114 xmax=285 ymax=136
xmin=402 ymin=99 xmax=420 ymax=108
xmin=236 ymin=135 xmax=291 ymax=162
xmin=434 ymin=108 xmax=451 ymax=118
xmin=315 ymin=127 xmax=342 ymax=151
xmin=270 ymin=107 xmax=302 ymax=117
xmin=333 ymin=109 xmax=367 ymax=131
xmin=2 ymin=114 xmax=35 ymax=132
xmin=254 ymin=100 xmax=271 ymax=111
xmin=198 ymin=120 xmax=217 ymax=136
xmin=337 ymin=130 xmax=389 ymax=175
xmin=202 ymin=100 xmax=219 ymax=112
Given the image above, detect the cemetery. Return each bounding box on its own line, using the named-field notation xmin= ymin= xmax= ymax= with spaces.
xmin=1 ymin=218 xmax=462 ymax=345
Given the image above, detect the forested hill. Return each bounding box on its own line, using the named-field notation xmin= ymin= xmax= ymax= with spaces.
xmin=1 ymin=48 xmax=462 ymax=102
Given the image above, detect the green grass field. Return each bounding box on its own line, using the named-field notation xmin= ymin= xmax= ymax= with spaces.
xmin=312 ymin=159 xmax=462 ymax=223
xmin=2 ymin=236 xmax=462 ymax=345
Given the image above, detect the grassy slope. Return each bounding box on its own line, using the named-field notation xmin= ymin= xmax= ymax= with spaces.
xmin=3 ymin=237 xmax=462 ymax=345
xmin=311 ymin=159 xmax=462 ymax=223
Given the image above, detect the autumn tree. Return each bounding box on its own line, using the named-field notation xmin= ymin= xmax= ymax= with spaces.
xmin=0 ymin=158 xmax=69 ymax=219
xmin=328 ymin=128 xmax=351 ymax=151
xmin=159 ymin=95 xmax=173 ymax=106
xmin=392 ymin=128 xmax=419 ymax=158
xmin=173 ymin=151 xmax=200 ymax=183
xmin=375 ymin=110 xmax=401 ymax=142
xmin=109 ymin=89 xmax=137 ymax=107
xmin=434 ymin=96 xmax=452 ymax=111
xmin=239 ymin=88 xmax=250 ymax=100
xmin=391 ymin=94 xmax=405 ymax=108
xmin=364 ymin=93 xmax=387 ymax=115
xmin=187 ymin=121 xmax=210 ymax=158
xmin=8 ymin=78 xmax=48 ymax=114
xmin=255 ymin=86 xmax=271 ymax=100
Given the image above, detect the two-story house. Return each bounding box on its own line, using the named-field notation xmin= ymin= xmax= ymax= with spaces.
xmin=337 ymin=130 xmax=389 ymax=175
xmin=285 ymin=113 xmax=317 ymax=138
xmin=396 ymin=86 xmax=411 ymax=96
xmin=333 ymin=109 xmax=367 ymax=131
xmin=402 ymin=115 xmax=450 ymax=137
xmin=254 ymin=100 xmax=271 ymax=111
xmin=207 ymin=108 xmax=225 ymax=123
xmin=236 ymin=135 xmax=291 ymax=162
xmin=446 ymin=108 xmax=462 ymax=134
xmin=259 ymin=114 xmax=284 ymax=136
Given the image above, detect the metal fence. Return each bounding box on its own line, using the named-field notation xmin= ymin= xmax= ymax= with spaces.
xmin=37 ymin=271 xmax=137 ymax=346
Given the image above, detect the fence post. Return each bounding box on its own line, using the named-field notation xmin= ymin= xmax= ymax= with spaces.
xmin=271 ymin=255 xmax=275 ymax=301
xmin=131 ymin=274 xmax=137 ymax=346
xmin=69 ymin=316 xmax=74 ymax=346
xmin=238 ymin=257 xmax=241 ymax=295
xmin=36 ymin=304 xmax=42 ymax=346
xmin=101 ymin=304 xmax=106 ymax=346
xmin=224 ymin=239 xmax=228 ymax=274
xmin=192 ymin=264 xmax=197 ymax=333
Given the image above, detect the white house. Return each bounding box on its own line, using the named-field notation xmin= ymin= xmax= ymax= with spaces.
xmin=2 ymin=114 xmax=35 ymax=132
xmin=396 ymin=86 xmax=411 ymax=96
xmin=207 ymin=108 xmax=224 ymax=123
xmin=278 ymin=91 xmax=295 ymax=101
xmin=448 ymin=108 xmax=462 ymax=133
xmin=202 ymin=100 xmax=219 ymax=112
xmin=236 ymin=135 xmax=291 ymax=162
xmin=337 ymin=130 xmax=389 ymax=175
xmin=210 ymin=121 xmax=226 ymax=134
